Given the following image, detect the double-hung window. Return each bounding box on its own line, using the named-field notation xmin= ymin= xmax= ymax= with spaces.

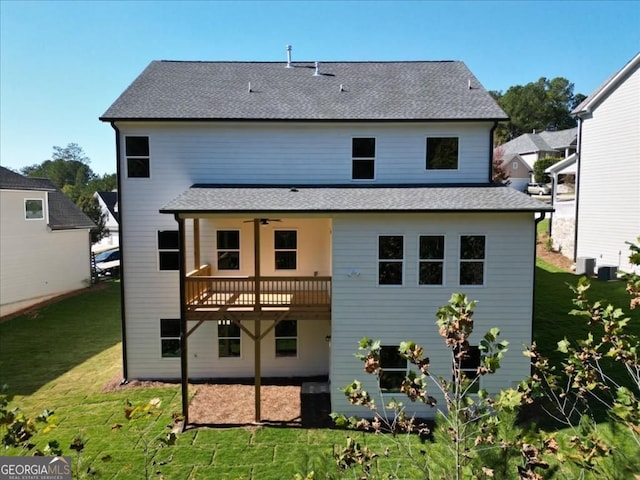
xmin=160 ymin=319 xmax=180 ymax=358
xmin=459 ymin=235 xmax=485 ymax=285
xmin=217 ymin=230 xmax=240 ymax=270
xmin=419 ymin=235 xmax=445 ymax=285
xmin=378 ymin=235 xmax=403 ymax=285
xmin=352 ymin=137 xmax=375 ymax=180
xmin=158 ymin=230 xmax=180 ymax=271
xmin=218 ymin=320 xmax=241 ymax=358
xmin=125 ymin=136 xmax=150 ymax=178
xmin=426 ymin=137 xmax=458 ymax=170
xmin=379 ymin=346 xmax=407 ymax=394
xmin=456 ymin=345 xmax=481 ymax=394
xmin=275 ymin=320 xmax=297 ymax=357
xmin=24 ymin=199 xmax=44 ymax=220
xmin=274 ymin=230 xmax=297 ymax=270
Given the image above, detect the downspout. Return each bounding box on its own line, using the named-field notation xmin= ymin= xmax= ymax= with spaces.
xmin=572 ymin=117 xmax=584 ymax=262
xmin=111 ymin=122 xmax=128 ymax=384
xmin=531 ymin=211 xmax=547 ymax=372
xmin=488 ymin=121 xmax=498 ymax=183
xmin=176 ymin=215 xmax=189 ymax=428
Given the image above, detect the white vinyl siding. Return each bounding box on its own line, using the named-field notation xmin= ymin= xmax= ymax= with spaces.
xmin=577 ymin=63 xmax=640 ymax=273
xmin=0 ymin=190 xmax=91 ymax=316
xmin=330 ymin=213 xmax=535 ymax=417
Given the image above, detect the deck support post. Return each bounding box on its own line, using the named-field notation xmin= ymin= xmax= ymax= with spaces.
xmin=253 ymin=218 xmax=262 ymax=422
xmin=177 ymin=216 xmax=189 ymax=429
xmin=193 ymin=218 xmax=200 ymax=269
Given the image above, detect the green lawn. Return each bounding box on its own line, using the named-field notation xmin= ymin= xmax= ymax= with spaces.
xmin=1 ymin=270 xmax=639 ymax=479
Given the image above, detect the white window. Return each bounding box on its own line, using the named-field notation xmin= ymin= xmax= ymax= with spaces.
xmin=459 ymin=235 xmax=485 ymax=285
xmin=456 ymin=345 xmax=481 ymax=394
xmin=378 ymin=235 xmax=403 ymax=285
xmin=160 ymin=319 xmax=180 ymax=358
xmin=218 ymin=320 xmax=241 ymax=358
xmin=274 ymin=230 xmax=297 ymax=270
xmin=426 ymin=137 xmax=459 ymax=170
xmin=275 ymin=320 xmax=297 ymax=357
xmin=158 ymin=230 xmax=180 ymax=271
xmin=24 ymin=199 xmax=44 ymax=220
xmin=217 ymin=230 xmax=240 ymax=270
xmin=352 ymin=137 xmax=375 ymax=180
xmin=125 ymin=136 xmax=150 ymax=178
xmin=419 ymin=235 xmax=445 ymax=285
xmin=379 ymin=345 xmax=408 ymax=394
xmin=512 ymin=161 xmax=519 ymax=170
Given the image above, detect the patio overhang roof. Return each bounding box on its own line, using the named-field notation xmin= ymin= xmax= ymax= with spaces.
xmin=160 ymin=183 xmax=554 ymax=215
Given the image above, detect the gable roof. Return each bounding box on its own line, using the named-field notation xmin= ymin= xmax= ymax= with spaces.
xmin=100 ymin=60 xmax=507 ymax=122
xmin=0 ymin=166 xmax=95 ymax=230
xmin=573 ymin=52 xmax=640 ymax=116
xmin=160 ymin=184 xmax=552 ymax=214
xmin=499 ymin=128 xmax=577 ymax=155
xmin=501 ymin=152 xmax=533 ymax=172
xmin=96 ymin=191 xmax=119 ymax=222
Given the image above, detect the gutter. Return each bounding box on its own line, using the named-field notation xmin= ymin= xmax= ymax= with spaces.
xmin=111 ymin=122 xmax=129 ymax=384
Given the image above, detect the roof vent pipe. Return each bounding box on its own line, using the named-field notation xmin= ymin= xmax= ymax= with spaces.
xmin=313 ymin=61 xmax=321 ymax=76
xmin=286 ymin=45 xmax=292 ymax=68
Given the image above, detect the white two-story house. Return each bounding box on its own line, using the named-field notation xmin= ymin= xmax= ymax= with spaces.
xmin=101 ymin=58 xmax=551 ymax=422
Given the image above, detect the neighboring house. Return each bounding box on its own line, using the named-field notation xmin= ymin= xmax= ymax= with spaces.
xmin=498 ymin=152 xmax=533 ymax=192
xmin=0 ymin=167 xmax=95 ymax=317
xmin=100 ymin=58 xmax=551 ymax=422
xmin=572 ymin=52 xmax=640 ymax=273
xmin=93 ymin=190 xmax=119 ymax=250
xmin=499 ymin=127 xmax=577 ymax=171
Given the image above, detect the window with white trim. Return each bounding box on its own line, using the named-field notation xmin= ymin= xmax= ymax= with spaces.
xmin=126 ymin=136 xmax=150 ymax=178
xmin=378 ymin=235 xmax=403 ymax=285
xmin=275 ymin=320 xmax=297 ymax=357
xmin=419 ymin=235 xmax=445 ymax=285
xmin=158 ymin=230 xmax=180 ymax=271
xmin=379 ymin=345 xmax=408 ymax=393
xmin=218 ymin=320 xmax=241 ymax=358
xmin=274 ymin=230 xmax=297 ymax=270
xmin=426 ymin=137 xmax=459 ymax=170
xmin=160 ymin=319 xmax=180 ymax=358
xmin=456 ymin=345 xmax=481 ymax=394
xmin=459 ymin=235 xmax=485 ymax=285
xmin=352 ymin=137 xmax=375 ymax=180
xmin=217 ymin=230 xmax=240 ymax=270
xmin=24 ymin=199 xmax=44 ymax=220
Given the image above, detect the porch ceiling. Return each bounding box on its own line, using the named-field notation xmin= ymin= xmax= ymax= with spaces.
xmin=160 ymin=184 xmax=553 ymax=215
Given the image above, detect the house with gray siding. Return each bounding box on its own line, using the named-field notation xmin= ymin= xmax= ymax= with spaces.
xmin=0 ymin=167 xmax=94 ymax=317
xmin=573 ymin=52 xmax=640 ymax=273
xmin=101 ymin=56 xmax=551 ymax=423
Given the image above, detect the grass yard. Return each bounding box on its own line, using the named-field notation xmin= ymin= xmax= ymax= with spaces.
xmin=1 ymin=266 xmax=639 ymax=479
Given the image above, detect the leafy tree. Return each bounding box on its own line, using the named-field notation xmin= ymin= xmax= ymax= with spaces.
xmin=21 ymin=143 xmax=115 ymax=243
xmin=492 ymin=145 xmax=511 ymax=184
xmin=533 ymin=156 xmax=560 ymax=183
xmin=492 ymin=77 xmax=585 ymax=144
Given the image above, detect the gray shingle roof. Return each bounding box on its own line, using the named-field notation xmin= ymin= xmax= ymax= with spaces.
xmin=0 ymin=167 xmax=95 ymax=230
xmin=160 ymin=184 xmax=552 ymax=214
xmin=538 ymin=128 xmax=577 ymax=149
xmin=96 ymin=191 xmax=119 ymax=222
xmin=101 ymin=61 xmax=507 ymax=121
xmin=499 ymin=128 xmax=576 ymax=155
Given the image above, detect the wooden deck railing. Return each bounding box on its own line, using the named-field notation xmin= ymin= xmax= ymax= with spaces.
xmin=185 ymin=269 xmax=331 ymax=310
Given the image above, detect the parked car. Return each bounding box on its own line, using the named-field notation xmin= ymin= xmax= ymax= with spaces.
xmin=94 ymin=248 xmax=120 ymax=277
xmin=527 ymin=183 xmax=551 ymax=196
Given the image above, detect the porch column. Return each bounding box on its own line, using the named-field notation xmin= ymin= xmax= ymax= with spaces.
xmin=253 ymin=218 xmax=262 ymax=422
xmin=177 ymin=216 xmax=189 ymax=427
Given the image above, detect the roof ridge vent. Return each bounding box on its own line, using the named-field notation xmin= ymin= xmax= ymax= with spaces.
xmin=313 ymin=61 xmax=321 ymax=76
xmin=286 ymin=45 xmax=293 ymax=68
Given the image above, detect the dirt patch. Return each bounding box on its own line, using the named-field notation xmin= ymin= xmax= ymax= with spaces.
xmin=536 ymin=236 xmax=574 ymax=272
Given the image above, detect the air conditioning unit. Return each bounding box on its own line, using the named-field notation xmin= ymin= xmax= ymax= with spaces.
xmin=576 ymin=257 xmax=595 ymax=276
xmin=597 ymin=265 xmax=618 ymax=281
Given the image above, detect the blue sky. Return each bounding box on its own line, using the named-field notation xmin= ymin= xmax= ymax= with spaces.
xmin=1 ymin=0 xmax=638 ymax=175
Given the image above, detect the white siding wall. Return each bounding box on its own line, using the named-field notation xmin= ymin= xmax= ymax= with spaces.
xmin=330 ymin=213 xmax=535 ymax=417
xmin=117 ymin=120 xmax=494 ymax=379
xmin=0 ymin=190 xmax=91 ymax=316
xmin=577 ymin=65 xmax=640 ymax=273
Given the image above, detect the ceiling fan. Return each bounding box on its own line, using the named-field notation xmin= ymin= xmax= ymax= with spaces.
xmin=243 ymin=218 xmax=282 ymax=225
